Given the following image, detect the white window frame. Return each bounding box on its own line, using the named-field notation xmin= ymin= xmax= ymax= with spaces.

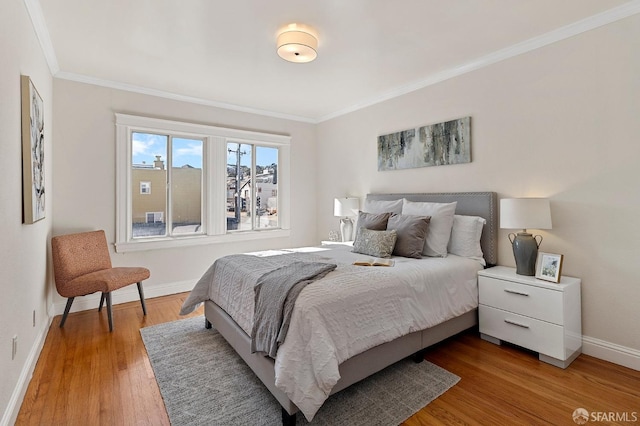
xmin=115 ymin=113 xmax=290 ymax=253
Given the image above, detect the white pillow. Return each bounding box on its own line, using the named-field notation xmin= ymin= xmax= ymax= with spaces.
xmin=363 ymin=198 xmax=403 ymax=214
xmin=402 ymin=200 xmax=457 ymax=257
xmin=448 ymin=215 xmax=486 ymax=263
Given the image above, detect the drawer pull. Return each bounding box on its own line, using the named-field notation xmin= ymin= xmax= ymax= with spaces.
xmin=504 ymin=288 xmax=529 ymax=296
xmin=504 ymin=319 xmax=530 ymax=329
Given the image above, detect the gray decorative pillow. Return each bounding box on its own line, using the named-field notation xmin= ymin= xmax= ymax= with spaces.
xmin=353 ymin=211 xmax=392 ymax=243
xmin=352 ymin=228 xmax=397 ymax=258
xmin=386 ymin=214 xmax=431 ymax=259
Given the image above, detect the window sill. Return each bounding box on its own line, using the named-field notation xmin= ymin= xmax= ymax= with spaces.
xmin=114 ymin=229 xmax=291 ymax=253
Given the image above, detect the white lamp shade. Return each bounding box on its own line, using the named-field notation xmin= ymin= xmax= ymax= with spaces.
xmin=500 ymin=198 xmax=552 ymax=230
xmin=334 ymin=197 xmax=359 ymax=217
xmin=277 ymin=30 xmax=318 ymax=63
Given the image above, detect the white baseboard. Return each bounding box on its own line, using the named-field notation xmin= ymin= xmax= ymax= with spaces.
xmin=582 ymin=335 xmax=640 ymax=371
xmin=51 ymin=279 xmax=197 ymax=316
xmin=1 ymin=315 xmax=53 ymax=426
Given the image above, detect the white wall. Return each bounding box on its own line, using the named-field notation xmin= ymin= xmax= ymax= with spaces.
xmin=0 ymin=1 xmax=54 ymax=424
xmin=316 ymin=15 xmax=640 ymax=367
xmin=51 ymin=79 xmax=318 ymax=313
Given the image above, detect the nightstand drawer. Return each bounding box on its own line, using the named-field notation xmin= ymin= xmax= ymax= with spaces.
xmin=479 ymin=276 xmax=563 ymax=324
xmin=479 ymin=305 xmax=565 ymax=360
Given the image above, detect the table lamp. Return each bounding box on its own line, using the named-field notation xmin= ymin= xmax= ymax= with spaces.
xmin=334 ymin=197 xmax=359 ymax=242
xmin=500 ymin=198 xmax=552 ymax=276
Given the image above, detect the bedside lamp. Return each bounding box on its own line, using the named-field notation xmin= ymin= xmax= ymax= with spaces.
xmin=500 ymin=198 xmax=552 ymax=276
xmin=334 ymin=197 xmax=359 ymax=242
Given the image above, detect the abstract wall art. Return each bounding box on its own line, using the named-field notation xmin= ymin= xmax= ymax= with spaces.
xmin=21 ymin=75 xmax=45 ymax=224
xmin=378 ymin=116 xmax=471 ymax=171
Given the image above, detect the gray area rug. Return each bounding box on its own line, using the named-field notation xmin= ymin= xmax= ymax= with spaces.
xmin=141 ymin=316 xmax=459 ymax=425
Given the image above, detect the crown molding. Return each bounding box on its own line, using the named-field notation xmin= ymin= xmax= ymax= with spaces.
xmin=23 ymin=0 xmax=59 ymax=74
xmin=317 ymin=0 xmax=640 ymax=122
xmin=54 ymin=71 xmax=318 ymax=123
xmin=24 ymin=0 xmax=640 ymax=124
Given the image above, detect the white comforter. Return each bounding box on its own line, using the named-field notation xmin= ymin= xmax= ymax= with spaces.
xmin=183 ymin=244 xmax=482 ymax=421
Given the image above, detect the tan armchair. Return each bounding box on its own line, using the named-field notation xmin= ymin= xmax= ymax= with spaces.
xmin=51 ymin=230 xmax=150 ymax=332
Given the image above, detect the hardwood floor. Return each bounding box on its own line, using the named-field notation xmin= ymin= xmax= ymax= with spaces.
xmin=16 ymin=293 xmax=201 ymax=426
xmin=415 ymin=336 xmax=639 ymax=426
xmin=16 ymin=293 xmax=639 ymax=426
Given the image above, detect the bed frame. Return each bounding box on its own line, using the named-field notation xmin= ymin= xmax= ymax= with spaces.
xmin=204 ymin=191 xmax=498 ymax=424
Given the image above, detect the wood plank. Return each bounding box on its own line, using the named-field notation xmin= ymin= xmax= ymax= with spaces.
xmin=406 ymin=332 xmax=640 ymax=425
xmin=16 ymin=293 xmax=640 ymax=425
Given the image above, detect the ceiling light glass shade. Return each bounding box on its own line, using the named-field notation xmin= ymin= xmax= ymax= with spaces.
xmin=277 ymin=30 xmax=318 ymax=63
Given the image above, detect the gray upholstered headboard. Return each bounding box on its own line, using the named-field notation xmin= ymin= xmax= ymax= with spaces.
xmin=366 ymin=192 xmax=498 ymax=266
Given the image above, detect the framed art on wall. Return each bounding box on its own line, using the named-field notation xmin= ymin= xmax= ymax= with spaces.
xmin=377 ymin=116 xmax=471 ymax=171
xmin=21 ymin=75 xmax=45 ymax=224
xmin=535 ymin=252 xmax=563 ymax=283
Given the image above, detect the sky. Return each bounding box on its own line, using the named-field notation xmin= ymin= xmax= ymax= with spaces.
xmin=132 ymin=133 xmax=277 ymax=169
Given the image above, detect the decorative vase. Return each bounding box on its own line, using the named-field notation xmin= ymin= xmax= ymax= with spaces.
xmin=340 ymin=218 xmax=353 ymax=242
xmin=509 ymin=231 xmax=542 ymax=276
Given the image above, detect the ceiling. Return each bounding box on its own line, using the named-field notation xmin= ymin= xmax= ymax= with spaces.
xmin=34 ymin=0 xmax=634 ymax=122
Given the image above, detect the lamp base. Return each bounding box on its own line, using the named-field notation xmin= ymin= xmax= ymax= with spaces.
xmin=339 ymin=218 xmax=353 ymax=242
xmin=509 ymin=232 xmax=540 ymax=276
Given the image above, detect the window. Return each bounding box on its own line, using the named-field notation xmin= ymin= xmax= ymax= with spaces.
xmin=140 ymin=181 xmax=151 ymax=194
xmin=115 ymin=114 xmax=290 ymax=252
xmin=146 ymin=212 xmax=163 ymax=223
xmin=129 ymin=132 xmax=204 ymax=238
xmin=227 ymin=143 xmax=279 ymax=231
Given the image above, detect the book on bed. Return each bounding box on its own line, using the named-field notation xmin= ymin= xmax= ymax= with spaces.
xmin=353 ymin=258 xmax=395 ymax=267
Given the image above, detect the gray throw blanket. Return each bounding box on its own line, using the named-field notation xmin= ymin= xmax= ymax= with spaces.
xmin=251 ymin=261 xmax=337 ymax=358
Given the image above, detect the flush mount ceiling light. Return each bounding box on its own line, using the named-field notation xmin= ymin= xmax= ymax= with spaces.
xmin=277 ymin=24 xmax=318 ymax=63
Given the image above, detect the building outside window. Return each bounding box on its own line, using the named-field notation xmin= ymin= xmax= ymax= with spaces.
xmin=226 ymin=142 xmax=279 ymax=231
xmin=115 ymin=113 xmax=290 ymax=252
xmin=130 ymin=133 xmax=204 ymax=238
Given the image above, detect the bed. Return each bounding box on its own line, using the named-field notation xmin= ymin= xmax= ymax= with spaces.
xmin=180 ymin=191 xmax=498 ymax=424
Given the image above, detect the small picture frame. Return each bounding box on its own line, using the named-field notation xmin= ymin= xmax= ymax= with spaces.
xmin=535 ymin=252 xmax=563 ymax=283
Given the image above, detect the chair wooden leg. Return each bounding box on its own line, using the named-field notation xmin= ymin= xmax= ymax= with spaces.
xmin=60 ymin=297 xmax=75 ymax=328
xmin=137 ymin=282 xmax=147 ymax=316
xmin=98 ymin=293 xmax=106 ymax=311
xmin=106 ymin=292 xmax=113 ymax=332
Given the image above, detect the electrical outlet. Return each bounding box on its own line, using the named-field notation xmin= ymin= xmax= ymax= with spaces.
xmin=12 ymin=336 xmax=18 ymax=360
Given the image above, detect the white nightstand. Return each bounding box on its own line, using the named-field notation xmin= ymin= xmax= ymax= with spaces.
xmin=478 ymin=266 xmax=582 ymax=368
